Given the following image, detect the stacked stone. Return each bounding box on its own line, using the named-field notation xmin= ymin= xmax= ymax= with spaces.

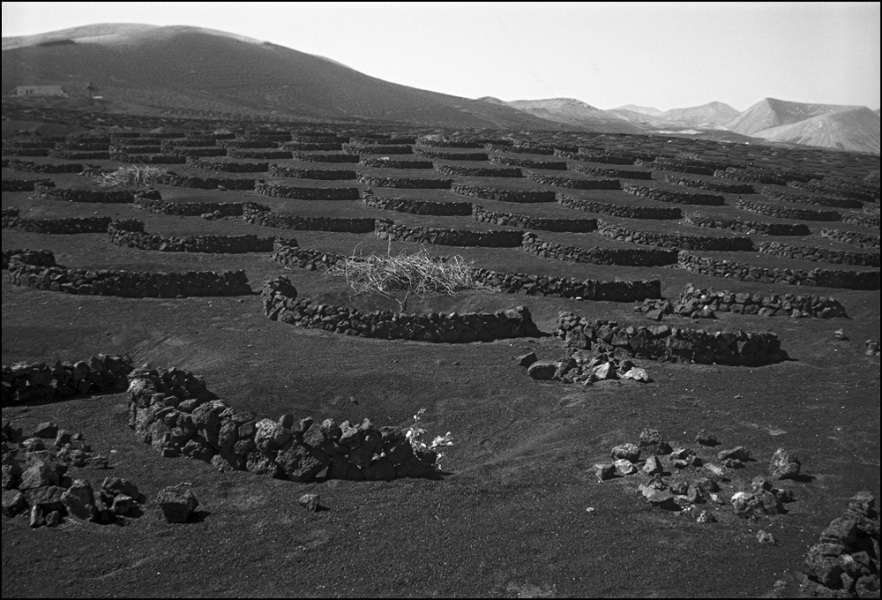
xmin=7 ymin=262 xmax=252 ymax=297
xmin=185 ymin=157 xmax=269 ymax=172
xmin=520 ymin=350 xmax=652 ymax=384
xmin=484 ymin=142 xmax=554 ymax=155
xmin=4 ymin=160 xmax=91 ymax=173
xmin=759 ymin=187 xmax=863 ymax=210
xmin=558 ymin=194 xmax=682 ymax=220
xmin=161 ymin=138 xmax=217 ymax=151
xmin=433 ymin=164 xmax=523 ymax=177
xmin=126 ymin=365 xmax=442 ymax=482
xmin=555 ymin=149 xmax=637 ymax=165
xmin=841 ymin=212 xmax=880 ymax=229
xmin=757 ymin=241 xmax=880 ymax=267
xmin=522 ymin=232 xmax=678 ymax=266
xmin=216 ymin=139 xmax=278 ymax=149
xmin=819 ymin=228 xmax=880 ymax=250
xmin=254 ymin=180 xmax=360 ymax=200
xmin=664 ymin=174 xmax=755 ymax=194
xmin=242 ymin=203 xmax=375 ymax=233
xmin=670 ymin=283 xmax=848 ymax=319
xmin=34 ymin=183 xmax=136 ymax=203
xmin=574 ymin=165 xmax=653 ymax=180
xmin=291 ymin=152 xmax=360 ymax=163
xmin=788 ymin=179 xmax=879 ymax=203
xmin=109 ymin=150 xmax=187 ymax=163
xmin=47 ymin=149 xmax=110 ymax=160
xmin=349 ymin=135 xmax=416 ymax=145
xmin=490 ymin=156 xmax=567 ymax=170
xmin=557 ymin=313 xmax=787 ymax=366
xmin=413 ymin=149 xmax=489 ymax=161
xmin=472 ymin=205 xmax=597 ymax=232
xmin=1 ymin=249 xmax=56 ymax=270
xmin=416 ymin=135 xmax=483 ymax=148
xmin=525 ymin=172 xmax=620 ymax=190
xmin=2 ymin=178 xmax=54 ymax=192
xmin=799 ymin=492 xmax=879 ymax=597
xmin=268 ymin=165 xmax=356 ymax=179
xmin=263 ymin=276 xmax=541 ymax=342
xmin=158 ymin=173 xmax=256 ymax=190
xmin=623 ymin=183 xmax=726 ymax=206
xmin=109 ymin=144 xmax=163 ymax=154
xmin=2 ymin=210 xmax=112 ymax=234
xmin=363 ymin=195 xmax=473 ymax=216
xmin=735 ymin=197 xmax=841 ymax=221
xmin=271 ymin=240 xmax=347 ymax=271
xmin=1 ymin=141 xmax=52 ymax=156
xmin=596 ymin=221 xmax=754 ymax=251
xmin=677 ymin=251 xmax=881 ymax=290
xmin=55 ymin=142 xmax=108 ymax=151
xmin=342 ymin=143 xmax=412 ymax=155
xmin=227 ymin=148 xmax=292 ymax=159
xmin=375 ymin=220 xmax=524 ymax=247
xmin=472 ymin=268 xmax=661 ymax=302
xmin=356 ymin=174 xmax=451 ymax=189
xmin=683 ymin=213 xmax=811 ymax=236
xmin=134 ymin=196 xmax=246 ymax=217
xmin=713 ymin=167 xmax=787 ymax=186
xmin=358 ymin=158 xmax=432 ymax=169
xmin=107 ymin=220 xmax=281 ymax=254
xmin=290 ymin=134 xmax=349 ymax=144
xmin=171 ymin=148 xmax=226 ymax=158
xmin=451 ymin=183 xmax=555 ymax=203
xmin=636 ymin=157 xmax=716 ymax=176
xmin=2 ymin=354 xmax=133 ymax=405
xmin=282 ymin=142 xmax=343 ymax=151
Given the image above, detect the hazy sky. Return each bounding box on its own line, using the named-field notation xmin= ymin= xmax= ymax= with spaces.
xmin=2 ymin=2 xmax=880 ymax=112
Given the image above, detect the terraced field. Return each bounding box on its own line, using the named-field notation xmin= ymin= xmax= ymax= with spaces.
xmin=2 ymin=123 xmax=880 ymax=598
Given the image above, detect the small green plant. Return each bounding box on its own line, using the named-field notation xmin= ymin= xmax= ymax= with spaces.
xmin=98 ymin=164 xmax=168 ymax=189
xmin=405 ymin=408 xmax=453 ymax=470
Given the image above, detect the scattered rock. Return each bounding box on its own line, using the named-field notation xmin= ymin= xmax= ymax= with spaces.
xmin=638 ymin=484 xmax=677 ymax=510
xmin=614 ymin=459 xmax=637 ymax=476
xmin=60 ymin=479 xmax=96 ymax=521
xmin=757 ymin=530 xmax=776 ymax=544
xmin=718 ymin=446 xmax=751 ymax=461
xmin=833 ymin=329 xmax=849 ymax=341
xmin=527 ymin=360 xmax=557 ymax=381
xmin=2 ymin=489 xmax=27 ymax=517
xmin=516 ymin=351 xmax=538 ymax=367
xmin=642 ymin=456 xmax=663 ymax=475
xmin=298 ymin=493 xmax=320 ymax=512
xmin=31 ymin=422 xmax=58 ymax=439
xmin=156 ymin=483 xmax=199 ymax=523
xmin=610 ymin=443 xmax=640 ymax=462
xmin=620 ymin=367 xmax=651 ymax=382
xmin=695 ymin=430 xmax=719 ymax=446
xmin=865 ymin=340 xmax=881 ymax=356
xmin=593 ymin=463 xmax=615 ymax=481
xmin=769 ymin=448 xmax=801 ymax=480
xmin=695 ymin=510 xmax=717 ymax=523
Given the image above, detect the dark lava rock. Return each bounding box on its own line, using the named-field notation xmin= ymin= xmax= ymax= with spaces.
xmin=769 ymin=448 xmax=801 ymax=480
xmin=298 ymin=493 xmax=320 ymax=512
xmin=695 ymin=430 xmax=719 ymax=446
xmin=516 ymin=351 xmax=538 ymax=367
xmin=527 ymin=360 xmax=558 ymax=380
xmin=156 ymin=483 xmax=199 ymax=523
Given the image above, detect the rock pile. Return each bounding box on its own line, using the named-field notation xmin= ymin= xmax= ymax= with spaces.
xmin=2 ymin=354 xmax=133 ymax=406
xmin=519 ymin=350 xmax=652 ymax=384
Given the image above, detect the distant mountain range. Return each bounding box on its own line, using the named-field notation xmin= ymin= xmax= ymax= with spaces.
xmin=2 ymin=24 xmax=879 ymax=154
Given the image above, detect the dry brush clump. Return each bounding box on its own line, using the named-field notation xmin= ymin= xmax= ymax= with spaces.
xmin=97 ymin=164 xmax=169 ymax=189
xmin=327 ymin=245 xmax=481 ymax=310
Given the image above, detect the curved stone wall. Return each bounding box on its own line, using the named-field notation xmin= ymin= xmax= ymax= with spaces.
xmin=108 ymin=151 xmax=187 ymax=164
xmin=734 ymin=198 xmax=841 ymax=222
xmin=375 ymin=220 xmax=524 ymax=247
xmin=557 ymin=313 xmax=787 ymax=366
xmin=263 ymin=276 xmax=541 ymax=343
xmin=363 ymin=195 xmax=473 ymax=216
xmin=636 ymin=158 xmax=715 ymax=176
xmin=559 ymin=149 xmax=643 ymax=165
xmin=713 ymin=167 xmax=787 ymax=186
xmin=756 ymin=241 xmax=880 ymax=267
xmin=451 ymin=183 xmax=556 ymax=203
xmin=677 ymin=251 xmax=881 ymax=290
xmin=291 ymin=134 xmax=350 ymax=144
xmin=47 ymin=150 xmax=110 ymax=160
xmin=3 ymin=159 xmax=91 ymax=174
xmin=522 ymin=232 xmax=678 ymax=266
xmin=841 ymin=212 xmax=880 ymax=229
xmin=107 ymin=220 xmax=282 ymax=254
xmin=349 ymin=136 xmax=416 ymax=145
xmin=596 ymin=221 xmax=755 ymax=251
xmin=217 ymin=139 xmax=278 ymax=149
xmin=282 ymin=142 xmax=343 ymax=151
xmin=342 ymin=143 xmax=412 ymax=155
xmin=358 ymin=158 xmax=433 ymax=169
xmin=683 ymin=213 xmax=811 ymax=236
xmin=672 ymin=283 xmax=848 ymax=319
xmin=574 ymin=165 xmax=652 ymax=180
xmin=2 ymin=209 xmax=111 ymax=234
xmin=433 ymin=164 xmax=523 ymax=178
xmin=623 ymin=183 xmax=726 ymax=206
xmin=472 ymin=268 xmax=661 ymax=302
xmin=759 ymin=187 xmax=863 ymax=210
xmin=255 ymin=180 xmax=360 ymax=200
xmin=161 ymin=138 xmax=215 ymax=149
xmin=664 ymin=174 xmax=755 ymax=194
xmin=415 ymin=135 xmax=483 ymax=148
xmin=158 ymin=173 xmax=256 ymax=190
xmin=291 ymin=152 xmax=360 ymax=163
xmin=268 ymin=165 xmax=356 ymax=180
xmin=788 ymin=179 xmax=878 ymax=203
xmin=472 ymin=205 xmax=597 ymax=232
xmin=133 ymin=196 xmax=247 ymax=217
xmin=272 ymin=240 xmax=347 ymax=271
xmin=484 ymin=143 xmax=554 ymax=155
xmin=2 ymin=178 xmax=54 ymax=192
xmin=525 ymin=172 xmax=621 ymax=190
xmin=413 ymin=148 xmax=489 ymax=161
xmin=1 ymin=249 xmax=56 ymax=270
xmin=558 ymin=194 xmax=682 ymax=220
xmin=8 ymin=262 xmax=253 ymax=297
xmin=228 ymin=148 xmax=292 ymax=160
xmin=110 ymin=144 xmax=163 ymax=154
xmin=819 ymin=228 xmax=880 ymax=250
xmin=489 ymin=156 xmax=568 ymax=170
xmin=185 ymin=157 xmax=269 ymax=173
xmin=242 ymin=203 xmax=375 ymax=233
xmin=356 ymin=174 xmax=452 ymax=189
xmin=2 ymin=354 xmax=133 ymax=406
xmin=57 ymin=142 xmax=108 ymax=151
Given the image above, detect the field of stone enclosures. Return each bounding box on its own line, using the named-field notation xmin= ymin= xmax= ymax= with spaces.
xmin=2 ymin=120 xmax=880 ymax=598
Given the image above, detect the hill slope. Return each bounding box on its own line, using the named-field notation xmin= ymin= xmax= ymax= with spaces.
xmin=725 ymin=97 xmax=863 ymax=136
xmin=502 ymin=98 xmax=646 ymax=134
xmin=659 ymin=101 xmax=740 ymax=127
xmin=751 ymin=107 xmax=880 ymax=154
xmin=1 ymin=24 xmax=569 ymax=129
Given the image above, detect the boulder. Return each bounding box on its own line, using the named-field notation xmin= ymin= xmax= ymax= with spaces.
xmin=156 ymin=483 xmax=199 ymax=523
xmin=593 ymin=463 xmax=616 ymax=481
xmin=614 ymin=459 xmax=638 ymax=476
xmin=516 ymin=351 xmax=538 ymax=367
xmin=61 ymin=479 xmax=97 ymax=521
xmin=527 ymin=361 xmax=558 ymax=380
xmin=2 ymin=489 xmax=27 ymax=517
xmin=769 ymin=448 xmax=801 ymax=480
xmin=610 ymin=443 xmax=640 ymax=462
xmin=718 ymin=446 xmax=750 ymax=461
xmin=298 ymin=493 xmax=320 ymax=512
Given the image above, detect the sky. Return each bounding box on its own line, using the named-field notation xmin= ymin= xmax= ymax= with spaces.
xmin=2 ymin=2 xmax=880 ymax=112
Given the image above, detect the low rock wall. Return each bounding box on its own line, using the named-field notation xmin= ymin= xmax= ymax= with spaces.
xmin=282 ymin=142 xmax=343 ymax=151
xmin=107 ymin=220 xmax=281 ymax=254
xmin=819 ymin=228 xmax=880 ymax=249
xmin=363 ymin=195 xmax=472 ymax=216
xmin=268 ymin=165 xmax=356 ymax=180
xmin=623 ymin=183 xmax=726 ymax=206
xmin=416 ymin=135 xmax=483 ymax=148
xmin=272 ymin=240 xmax=346 ymax=271
xmin=841 ymin=212 xmax=880 ymax=229
xmin=1 ymin=249 xmax=56 ymax=269
xmin=489 ymin=156 xmax=567 ymax=170
xmin=677 ymin=251 xmax=881 ymax=290
xmin=228 ymin=148 xmax=292 ymax=160
xmin=434 ymin=164 xmax=522 ymax=177
xmin=451 ymin=183 xmax=556 ymax=203
xmin=133 ymin=196 xmax=246 ymax=217
xmin=291 ymin=152 xmax=360 ymax=163
xmin=3 ymin=160 xmax=90 ymax=174
xmin=759 ymin=187 xmax=863 ymax=210
xmin=525 ymin=172 xmax=621 ymax=190
xmin=672 ymin=283 xmax=848 ymax=319
xmin=683 ymin=213 xmax=811 ymax=236
xmin=357 ymin=174 xmax=451 ymax=189
xmin=358 ymin=158 xmax=432 ymax=169
xmin=2 ymin=354 xmax=133 ymax=406
xmin=109 ymin=151 xmax=187 ymax=163
xmin=664 ymin=174 xmax=754 ymax=194
xmin=2 ymin=178 xmax=54 ymax=192
xmin=255 ymin=180 xmax=360 ymax=200
xmin=558 ymin=194 xmax=682 ymax=220
xmin=484 ymin=143 xmax=554 ymax=155
xmin=557 ymin=313 xmax=787 ymax=366
xmin=574 ymin=165 xmax=652 ymax=180
xmin=636 ymin=158 xmax=715 ymax=176
xmin=413 ymin=149 xmax=489 ymax=161
xmin=596 ymin=221 xmax=755 ymax=251
xmin=788 ymin=179 xmax=878 ymax=203
xmin=472 ymin=205 xmax=597 ymax=232
xmin=713 ymin=167 xmax=786 ymax=186
xmin=375 ymin=220 xmax=524 ymax=247
xmin=342 ymin=143 xmax=412 ymax=155
xmin=756 ymin=241 xmax=880 ymax=267
xmin=185 ymin=157 xmax=269 ymax=173
xmin=242 ymin=203 xmax=375 ymax=233
xmin=34 ymin=183 xmax=137 ymax=203
xmin=557 ymin=150 xmax=636 ymax=165
xmin=734 ymin=198 xmax=841 ymax=222
xmin=2 ymin=210 xmax=111 ymax=234
xmin=472 ymin=268 xmax=661 ymax=302
xmin=158 ymin=174 xmax=255 ymax=190
xmin=216 ymin=139 xmax=278 ymax=149
xmin=522 ymin=232 xmax=678 ymax=266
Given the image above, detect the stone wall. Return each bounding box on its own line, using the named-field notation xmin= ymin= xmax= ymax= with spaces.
xmin=683 ymin=213 xmax=811 ymax=236
xmin=557 ymin=313 xmax=788 ymax=366
xmin=819 ymin=228 xmax=880 ymax=250
xmin=2 ymin=354 xmax=133 ymax=406
xmin=472 ymin=268 xmax=661 ymax=302
xmin=272 ymin=240 xmax=347 ymax=271
xmin=291 ymin=152 xmax=360 ymax=163
xmin=263 ymin=276 xmax=540 ymax=343
xmin=1 ymin=249 xmax=56 ymax=270
xmin=489 ymin=156 xmax=568 ymax=170
xmin=8 ymin=262 xmax=253 ymax=297
xmin=525 ymin=172 xmax=621 ymax=190
xmin=756 ymin=241 xmax=880 ymax=267
xmin=558 ymin=194 xmax=682 ymax=220
xmin=2 ymin=178 xmax=54 ymax=192
xmin=556 ymin=149 xmax=636 ymax=165
xmin=375 ymin=220 xmax=524 ymax=247
xmin=636 ymin=158 xmax=715 ymax=176
xmin=157 ymin=173 xmax=256 ymax=191
xmin=173 ymin=148 xmax=227 ymax=158
xmin=596 ymin=221 xmax=755 ymax=251
xmin=574 ymin=165 xmax=652 ymax=180
xmin=451 ymin=183 xmax=556 ymax=203
xmin=472 ymin=205 xmax=597 ymax=232
xmin=34 ymin=183 xmax=137 ymax=204
xmin=484 ymin=143 xmax=554 ymax=155
xmin=268 ymin=165 xmax=356 ymax=180
xmin=356 ymin=174 xmax=452 ymax=189
xmin=522 ymin=232 xmax=679 ymax=266
xmin=713 ymin=167 xmax=786 ymax=186
xmin=2 ymin=209 xmax=111 ymax=234
xmin=841 ymin=212 xmax=880 ymax=229
xmin=216 ymin=139 xmax=278 ymax=149
xmin=363 ymin=195 xmax=473 ymax=216
xmin=291 ymin=134 xmax=350 ymax=144
xmin=342 ymin=143 xmax=412 ymax=155
xmin=185 ymin=157 xmax=269 ymax=173
xmin=282 ymin=142 xmax=343 ymax=151
xmin=734 ymin=198 xmax=841 ymax=222
xmin=671 ymin=283 xmax=848 ymax=319
xmin=413 ymin=149 xmax=489 ymax=161
xmin=107 ymin=220 xmax=282 ymax=254
xmin=677 ymin=251 xmax=881 ymax=290
xmin=228 ymin=148 xmax=292 ymax=160
xmin=788 ymin=179 xmax=878 ymax=203
xmin=126 ymin=364 xmax=443 ymax=481
xmin=242 ymin=203 xmax=376 ymax=233
xmin=109 ymin=150 xmax=187 ymax=164
xmin=358 ymin=158 xmax=433 ymax=169
xmin=415 ymin=135 xmax=483 ymax=148
xmin=433 ymin=164 xmax=523 ymax=177
xmin=133 ymin=196 xmax=247 ymax=217
xmin=664 ymin=174 xmax=755 ymax=194
xmin=759 ymin=187 xmax=863 ymax=210
xmin=3 ymin=159 xmax=91 ymax=174
xmin=623 ymin=183 xmax=726 ymax=206
xmin=254 ymin=180 xmax=360 ymax=200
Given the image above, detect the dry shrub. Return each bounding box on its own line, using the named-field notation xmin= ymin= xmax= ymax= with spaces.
xmin=98 ymin=164 xmax=168 ymax=189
